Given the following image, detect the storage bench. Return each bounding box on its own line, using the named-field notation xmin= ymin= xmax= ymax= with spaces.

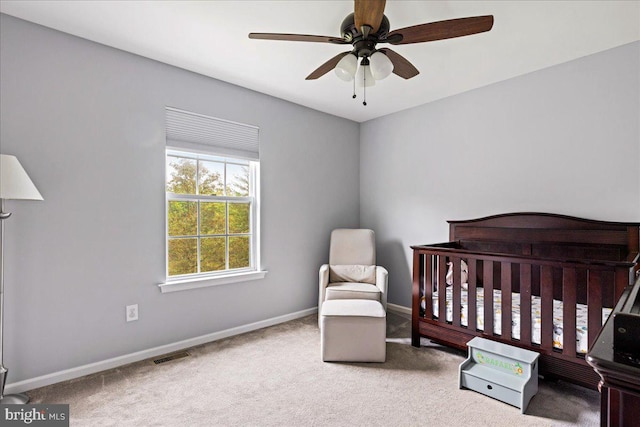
xmin=459 ymin=337 xmax=539 ymax=413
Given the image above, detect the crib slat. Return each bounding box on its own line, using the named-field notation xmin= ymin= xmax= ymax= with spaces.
xmin=587 ymin=269 xmax=602 ymax=350
xmin=452 ymin=257 xmax=462 ymax=327
xmin=484 ymin=261 xmax=494 ymax=336
xmin=520 ymin=264 xmax=532 ymax=345
xmin=540 ymin=265 xmax=554 ymax=351
xmin=438 ymin=255 xmax=447 ymax=325
xmin=468 ymin=258 xmax=477 ymax=331
xmin=562 ymin=268 xmax=578 ymax=356
xmin=424 ymin=254 xmax=433 ymax=320
xmin=501 ymin=262 xmax=512 ymax=340
xmin=614 ymin=268 xmax=628 ymax=302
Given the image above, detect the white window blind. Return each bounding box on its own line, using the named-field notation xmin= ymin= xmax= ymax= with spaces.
xmin=165 ymin=107 xmax=259 ymax=160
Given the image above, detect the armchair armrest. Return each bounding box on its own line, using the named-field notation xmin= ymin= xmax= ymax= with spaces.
xmin=318 ymin=264 xmax=330 ymax=327
xmin=376 ymin=266 xmax=388 ymax=311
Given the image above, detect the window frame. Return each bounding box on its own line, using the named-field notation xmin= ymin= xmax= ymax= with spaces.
xmin=160 ymin=148 xmax=265 ymax=293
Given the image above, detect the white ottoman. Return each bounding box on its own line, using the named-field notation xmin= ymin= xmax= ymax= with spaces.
xmin=320 ymin=299 xmax=386 ymax=362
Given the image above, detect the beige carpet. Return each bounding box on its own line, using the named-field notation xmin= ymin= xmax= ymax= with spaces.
xmin=27 ymin=312 xmax=600 ymax=426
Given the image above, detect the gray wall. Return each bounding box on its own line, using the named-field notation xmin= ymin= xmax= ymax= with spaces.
xmin=360 ymin=41 xmax=640 ymax=308
xmin=0 ymin=14 xmax=360 ymax=383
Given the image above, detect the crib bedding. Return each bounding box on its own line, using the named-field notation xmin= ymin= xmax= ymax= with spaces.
xmin=424 ymin=287 xmax=612 ymax=354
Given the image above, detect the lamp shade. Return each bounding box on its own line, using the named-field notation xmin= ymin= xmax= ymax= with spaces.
xmin=370 ymin=51 xmax=394 ymax=80
xmin=334 ymin=53 xmax=358 ymax=82
xmin=0 ymin=155 xmax=43 ymax=200
xmin=356 ymin=65 xmax=376 ymax=87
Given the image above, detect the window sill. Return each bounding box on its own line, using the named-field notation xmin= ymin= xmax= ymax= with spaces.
xmin=158 ymin=270 xmax=268 ymax=293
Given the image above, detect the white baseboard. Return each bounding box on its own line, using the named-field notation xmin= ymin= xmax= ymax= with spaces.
xmin=387 ymin=303 xmax=411 ymax=316
xmin=6 ymin=307 xmax=318 ymax=395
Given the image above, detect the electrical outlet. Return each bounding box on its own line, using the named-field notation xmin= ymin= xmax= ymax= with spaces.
xmin=126 ymin=304 xmax=139 ymax=322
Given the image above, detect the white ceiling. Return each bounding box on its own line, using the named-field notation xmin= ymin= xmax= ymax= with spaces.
xmin=1 ymin=1 xmax=639 ymax=123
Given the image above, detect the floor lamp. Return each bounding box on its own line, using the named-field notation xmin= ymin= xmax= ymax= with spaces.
xmin=0 ymin=154 xmax=43 ymax=404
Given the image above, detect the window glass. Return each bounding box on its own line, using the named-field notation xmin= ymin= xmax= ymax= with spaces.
xmin=166 ymin=150 xmax=257 ymax=279
xmin=229 ymin=236 xmax=250 ymax=269
xmin=228 ymin=202 xmax=250 ymax=234
xmin=201 ymin=237 xmax=226 ymax=272
xmin=226 ymin=163 xmax=250 ymax=196
xmin=166 ymin=156 xmax=196 ymax=195
xmin=168 ymin=201 xmax=197 ymax=236
xmin=199 ymin=160 xmax=225 ymax=196
xmin=168 ymin=238 xmax=198 ymax=276
xmin=201 ymin=202 xmax=226 ymax=235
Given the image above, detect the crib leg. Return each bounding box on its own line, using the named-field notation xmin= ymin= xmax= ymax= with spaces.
xmin=541 ymin=373 xmax=559 ymax=383
xmin=411 ymin=324 xmax=420 ymax=347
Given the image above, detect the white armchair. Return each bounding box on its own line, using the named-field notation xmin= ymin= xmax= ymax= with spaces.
xmin=318 ymin=229 xmax=388 ymax=326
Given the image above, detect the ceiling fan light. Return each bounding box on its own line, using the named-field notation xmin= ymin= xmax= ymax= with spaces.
xmin=356 ymin=65 xmax=375 ymax=87
xmin=334 ymin=53 xmax=358 ymax=81
xmin=370 ymin=51 xmax=394 ymax=80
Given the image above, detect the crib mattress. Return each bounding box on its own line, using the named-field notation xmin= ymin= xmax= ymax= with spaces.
xmin=425 ymin=287 xmax=612 ymax=354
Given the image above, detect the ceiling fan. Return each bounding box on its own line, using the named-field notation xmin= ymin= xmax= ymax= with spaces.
xmin=249 ymin=0 xmax=494 ymax=101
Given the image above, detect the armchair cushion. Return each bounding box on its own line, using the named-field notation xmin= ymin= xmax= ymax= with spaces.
xmin=325 ymin=282 xmax=381 ymax=301
xmin=329 ymin=265 xmax=376 ymax=284
xmin=329 ymin=229 xmax=375 ymax=265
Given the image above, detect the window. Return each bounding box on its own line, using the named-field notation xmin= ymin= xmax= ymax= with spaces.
xmin=161 ymin=108 xmax=264 ymax=292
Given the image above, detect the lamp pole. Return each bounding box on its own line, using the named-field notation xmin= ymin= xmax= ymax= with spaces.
xmin=0 ymin=198 xmax=29 ymax=404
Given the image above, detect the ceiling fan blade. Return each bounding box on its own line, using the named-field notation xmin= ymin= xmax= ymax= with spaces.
xmin=387 ymin=15 xmax=494 ymax=45
xmin=378 ymin=48 xmax=419 ymax=79
xmin=354 ymin=0 xmax=386 ymax=33
xmin=249 ymin=33 xmax=348 ymax=44
xmin=306 ymin=52 xmax=351 ymax=80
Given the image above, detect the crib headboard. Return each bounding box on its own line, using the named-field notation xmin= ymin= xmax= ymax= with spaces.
xmin=448 ymin=212 xmax=639 ymax=267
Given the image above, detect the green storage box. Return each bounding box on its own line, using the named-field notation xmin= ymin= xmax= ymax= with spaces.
xmin=459 ymin=337 xmax=539 ymax=414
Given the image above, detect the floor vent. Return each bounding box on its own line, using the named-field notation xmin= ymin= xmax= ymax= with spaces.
xmin=153 ymin=350 xmax=190 ymax=365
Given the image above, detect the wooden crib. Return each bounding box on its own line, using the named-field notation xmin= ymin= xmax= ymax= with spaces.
xmin=411 ymin=213 xmax=639 ymax=389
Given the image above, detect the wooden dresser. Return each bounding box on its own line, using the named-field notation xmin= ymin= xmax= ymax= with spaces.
xmin=587 ymin=276 xmax=640 ymax=426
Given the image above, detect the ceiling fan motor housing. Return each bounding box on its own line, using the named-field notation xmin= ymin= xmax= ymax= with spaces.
xmin=341 ymin=13 xmax=390 ymax=57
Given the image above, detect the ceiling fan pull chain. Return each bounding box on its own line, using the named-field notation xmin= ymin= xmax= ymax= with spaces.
xmin=352 ymin=78 xmax=356 ymax=99
xmin=362 ymin=65 xmax=367 ymax=106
